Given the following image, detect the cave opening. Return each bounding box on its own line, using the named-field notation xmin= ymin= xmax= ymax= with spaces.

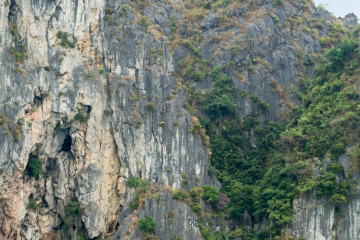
xmin=60 ymin=135 xmax=72 ymax=152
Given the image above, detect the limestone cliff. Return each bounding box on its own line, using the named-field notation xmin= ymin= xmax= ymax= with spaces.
xmin=0 ymin=0 xmax=359 ymax=239
xmin=0 ymin=0 xmax=216 ymax=239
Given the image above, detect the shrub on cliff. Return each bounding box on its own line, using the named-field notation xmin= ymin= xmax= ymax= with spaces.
xmin=173 ymin=190 xmax=189 ymax=200
xmin=26 ymin=158 xmax=44 ymax=181
xmin=57 ymin=31 xmax=76 ymax=48
xmin=202 ymin=185 xmax=219 ymax=203
xmin=138 ymin=16 xmax=151 ymax=27
xmin=126 ymin=177 xmax=144 ymax=188
xmin=138 ymin=216 xmax=156 ymax=233
xmin=27 ymin=197 xmax=39 ymax=212
xmin=61 ymin=201 xmax=84 ymax=237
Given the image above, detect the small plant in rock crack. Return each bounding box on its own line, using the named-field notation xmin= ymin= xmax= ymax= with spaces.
xmin=138 ymin=16 xmax=151 ymax=27
xmin=9 ymin=44 xmax=28 ymax=63
xmin=103 ymin=109 xmax=113 ymax=116
xmin=27 ymin=197 xmax=39 ymax=212
xmin=98 ymin=69 xmax=105 ymax=75
xmin=126 ymin=177 xmax=144 ymax=188
xmin=57 ymin=31 xmax=76 ymax=48
xmin=26 ymin=158 xmax=44 ymax=180
xmin=74 ymin=109 xmax=86 ymax=122
xmin=147 ymin=102 xmax=154 ymax=111
xmin=61 ymin=201 xmax=84 ymax=237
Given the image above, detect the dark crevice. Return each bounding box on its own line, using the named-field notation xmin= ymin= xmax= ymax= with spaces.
xmin=46 ymin=157 xmax=56 ymax=172
xmin=33 ymin=92 xmax=48 ymax=107
xmin=7 ymin=1 xmax=18 ymax=22
xmin=60 ymin=135 xmax=72 ymax=152
xmin=84 ymin=105 xmax=92 ymax=114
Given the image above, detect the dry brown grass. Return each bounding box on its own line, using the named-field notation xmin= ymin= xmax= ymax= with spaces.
xmin=122 ymin=76 xmax=133 ymax=82
xmin=233 ymin=70 xmax=249 ymax=85
xmin=269 ymin=77 xmax=289 ymax=100
xmin=190 ymin=117 xmax=210 ymax=147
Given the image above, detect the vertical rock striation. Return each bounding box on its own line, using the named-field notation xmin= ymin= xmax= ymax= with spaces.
xmin=0 ymin=0 xmax=216 ymax=239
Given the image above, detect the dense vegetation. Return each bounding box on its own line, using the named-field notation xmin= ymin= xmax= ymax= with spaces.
xmin=61 ymin=201 xmax=85 ymax=238
xmin=26 ymin=158 xmax=44 ymax=181
xmin=184 ymin=26 xmax=360 ymax=239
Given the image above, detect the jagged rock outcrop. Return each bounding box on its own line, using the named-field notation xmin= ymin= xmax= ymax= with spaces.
xmin=292 ymin=153 xmax=360 ymax=240
xmin=0 ymin=0 xmax=217 ymax=239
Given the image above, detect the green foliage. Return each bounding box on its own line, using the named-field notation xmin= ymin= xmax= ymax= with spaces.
xmin=199 ymin=224 xmax=213 ymax=240
xmin=186 ymin=66 xmax=289 ymax=235
xmin=202 ymin=185 xmax=219 ymax=203
xmin=130 ymin=199 xmax=139 ymax=210
xmin=214 ymin=231 xmax=229 ymax=240
xmin=9 ymin=23 xmax=28 ymax=64
xmin=26 ymin=158 xmax=44 ymax=181
xmin=103 ymin=109 xmax=113 ymax=116
xmin=64 ymin=201 xmax=84 ymax=218
xmin=202 ymin=67 xmax=237 ymax=116
xmin=272 ymin=14 xmax=280 ymax=23
xmin=57 ymin=31 xmax=76 ymax=48
xmin=75 ymin=109 xmax=86 ymax=122
xmin=126 ymin=177 xmax=144 ymax=188
xmin=27 ymin=197 xmax=39 ymax=212
xmin=283 ymin=33 xmax=360 ymax=160
xmin=10 ymin=24 xmax=19 ymax=40
xmin=349 ymin=145 xmax=360 ymax=175
xmin=147 ymin=102 xmax=154 ymax=110
xmin=76 ymin=227 xmax=88 ymax=240
xmin=190 ymin=201 xmax=202 ymax=213
xmin=9 ymin=42 xmax=28 ymax=63
xmin=326 ymin=162 xmax=344 ymax=174
xmin=181 ymin=31 xmax=360 ymax=236
xmin=61 ymin=201 xmax=84 ymax=236
xmin=138 ymin=216 xmax=156 ymax=233
xmin=316 ymin=172 xmax=338 ymax=198
xmin=189 ymin=187 xmax=204 ymax=199
xmin=273 ymin=0 xmax=284 ymax=6
xmin=317 ymin=3 xmax=327 ymax=10
xmin=128 ymin=178 xmax=150 ymax=210
xmin=173 ymin=190 xmax=189 ymax=200
xmin=315 ymin=170 xmax=349 ymax=202
xmin=121 ymin=4 xmax=131 ymax=12
xmin=329 ymin=193 xmax=347 ymax=204
xmin=327 ymin=37 xmax=358 ymax=72
xmin=330 ymin=144 xmax=346 ymax=159
xmin=138 ymin=17 xmax=151 ymax=27
xmin=252 ymin=154 xmax=307 ymax=232
xmin=194 ymin=70 xmax=206 ymax=81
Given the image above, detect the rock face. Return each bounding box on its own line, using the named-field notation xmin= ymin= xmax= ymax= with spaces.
xmin=0 ymin=0 xmax=359 ymax=239
xmin=292 ymin=193 xmax=360 ymax=240
xmin=111 ymin=191 xmax=202 ymax=240
xmin=292 ymin=154 xmax=360 ymax=240
xmin=0 ymin=0 xmax=216 ymax=239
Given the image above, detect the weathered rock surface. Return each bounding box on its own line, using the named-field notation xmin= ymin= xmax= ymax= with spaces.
xmin=0 ymin=0 xmax=359 ymax=239
xmin=292 ymin=153 xmax=360 ymax=240
xmin=111 ymin=191 xmax=202 ymax=240
xmin=0 ymin=0 xmax=216 ymax=239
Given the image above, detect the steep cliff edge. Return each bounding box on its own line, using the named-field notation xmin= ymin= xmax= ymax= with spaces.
xmin=0 ymin=0 xmax=359 ymax=239
xmin=0 ymin=0 xmax=216 ymax=239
